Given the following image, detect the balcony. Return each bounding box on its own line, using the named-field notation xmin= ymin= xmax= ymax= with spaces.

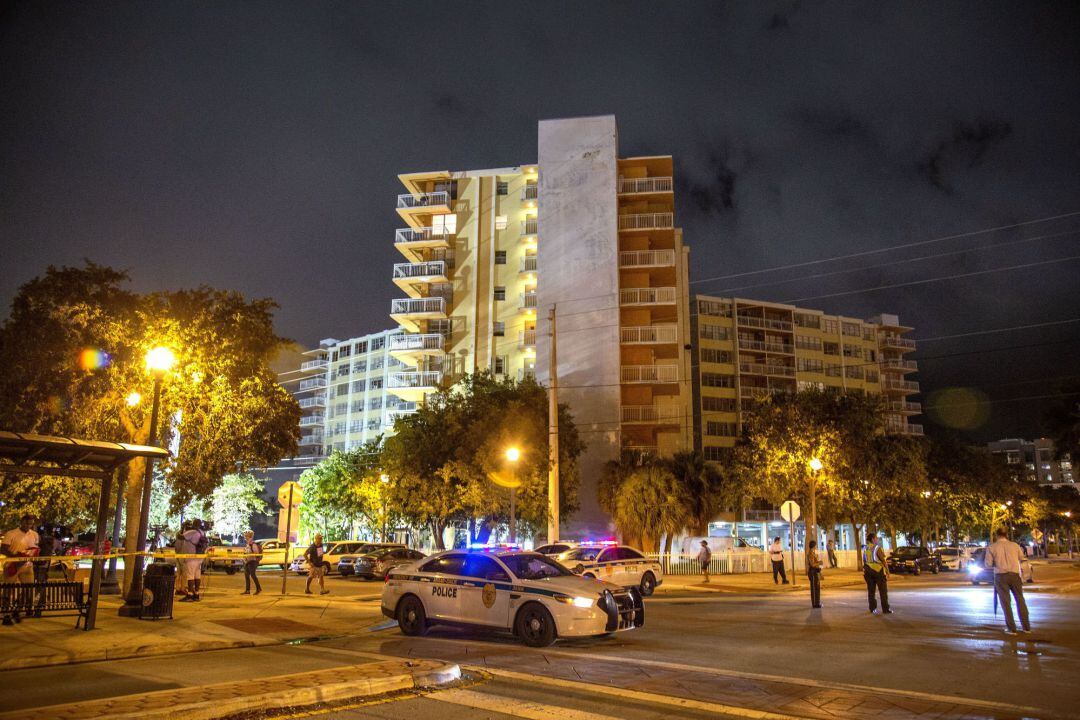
xmin=621 ymin=324 xmax=678 ymax=345
xmin=621 ymin=405 xmax=681 ymax=424
xmin=882 ymin=378 xmax=920 ymax=393
xmin=394 ymin=227 xmax=451 ymax=249
xmin=736 ymin=316 xmax=793 ymax=332
xmin=620 ymin=287 xmax=677 ymax=306
xmin=291 ymin=454 xmax=326 ymax=467
xmin=740 ymin=386 xmax=790 ymax=400
xmin=389 ymin=333 xmax=445 ymax=363
xmin=298 ymin=377 xmax=327 ymax=391
xmin=299 ymin=359 xmax=328 ymax=373
xmin=298 ymin=415 xmax=324 ymax=428
xmin=388 ymin=371 xmax=442 ymax=402
xmin=519 ymin=291 xmax=538 ymax=312
xmin=888 ymin=401 xmax=922 ymax=414
xmin=521 ymin=185 xmax=538 ymax=201
xmin=621 ymin=365 xmax=678 ymax=384
xmin=619 ymin=249 xmax=676 ymax=268
xmin=519 ymin=255 xmax=538 ymax=274
xmin=298 ymin=395 xmax=326 ymax=409
xmin=390 ymin=296 xmax=447 ymax=331
xmin=618 ymin=212 xmax=673 ymax=232
xmin=518 ymin=368 xmax=537 ymax=383
xmin=387 ymin=402 xmax=418 ymax=424
xmin=396 ymin=191 xmax=450 ymax=212
xmin=737 ymin=338 xmax=794 ymax=354
xmin=519 ymin=329 xmax=537 ymax=348
xmin=521 ymin=217 xmax=538 ymax=235
xmin=618 ymin=176 xmax=673 ymax=195
xmin=887 ymin=420 xmax=924 ymax=436
xmin=739 ymin=363 xmax=796 ymax=378
xmin=879 ymin=359 xmax=918 ymax=373
xmin=298 ymin=433 xmax=324 ymax=446
xmin=392 ymin=261 xmax=448 ymax=295
xmin=880 ymin=335 xmax=916 ymax=351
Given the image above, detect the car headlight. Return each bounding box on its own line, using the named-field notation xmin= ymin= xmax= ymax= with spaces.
xmin=553 ymin=593 xmax=595 ymax=608
xmin=967 ymin=564 xmax=982 ymax=575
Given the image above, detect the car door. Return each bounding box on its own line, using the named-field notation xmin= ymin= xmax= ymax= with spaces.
xmin=594 ymin=547 xmax=623 ymax=585
xmin=418 ymin=554 xmax=468 ymax=622
xmin=460 ymin=554 xmax=512 ymax=627
xmin=619 ymin=547 xmax=648 ymax=584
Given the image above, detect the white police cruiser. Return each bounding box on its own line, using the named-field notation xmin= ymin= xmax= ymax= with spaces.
xmin=554 ymin=541 xmax=663 ymax=596
xmin=381 ymin=545 xmax=644 ymax=647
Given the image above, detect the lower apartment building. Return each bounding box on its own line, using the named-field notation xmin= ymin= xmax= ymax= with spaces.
xmin=691 ymin=295 xmax=922 ymax=460
xmin=988 ymin=438 xmax=1075 ymax=489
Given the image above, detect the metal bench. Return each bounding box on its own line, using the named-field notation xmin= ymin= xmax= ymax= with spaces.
xmin=1 ymin=581 xmax=89 ymax=628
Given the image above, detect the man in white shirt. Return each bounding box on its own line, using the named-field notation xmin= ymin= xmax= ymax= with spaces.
xmin=2 ymin=514 xmax=40 ymax=584
xmin=769 ymin=537 xmax=789 ymax=585
xmin=984 ymin=527 xmax=1030 ymax=634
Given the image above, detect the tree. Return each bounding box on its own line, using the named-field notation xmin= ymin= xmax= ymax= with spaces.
xmin=210 ymin=474 xmax=267 ymax=542
xmin=298 ymin=441 xmax=399 ymax=542
xmin=0 ymin=263 xmax=300 ymax=593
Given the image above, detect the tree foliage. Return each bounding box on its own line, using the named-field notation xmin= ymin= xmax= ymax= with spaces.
xmin=298 ymin=441 xmax=399 ymax=541
xmin=210 ymin=473 xmax=268 ymax=542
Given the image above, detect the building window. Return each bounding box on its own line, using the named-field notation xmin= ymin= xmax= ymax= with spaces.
xmin=705 ymin=421 xmax=738 ymax=436
xmin=796 ymin=335 xmax=822 ymax=352
xmin=351 ymin=401 xmax=364 ymax=413
xmin=698 ymin=299 xmax=732 ymax=317
xmin=824 ymin=363 xmax=842 ymax=377
xmin=822 ymin=319 xmax=839 ymax=335
xmin=702 ymin=397 xmax=737 ymax=412
xmin=493 ymin=286 xmax=506 ymax=301
xmin=823 ymin=342 xmax=839 ymax=356
xmin=335 ymin=402 xmax=347 ymax=415
xmin=371 ymin=336 xmax=385 ymax=351
xmin=844 ymin=366 xmax=864 ymax=379
xmin=865 ymin=370 xmax=879 ymax=383
xmin=704 ymin=446 xmax=731 ymax=461
xmin=842 ymin=322 xmax=861 ymax=337
xmin=863 ymin=328 xmax=875 ymax=341
xmin=700 ymin=324 xmax=729 ymax=341
xmin=794 ymin=313 xmax=820 ymax=329
xmin=497 ymin=181 xmax=508 ymax=195
xmin=495 ymin=251 xmax=507 ymax=265
xmin=349 ymin=420 xmax=363 ymax=433
xmin=797 ymin=358 xmax=823 ymax=373
xmin=701 ymin=373 xmax=735 ymax=388
xmin=495 ymin=215 xmax=508 ymax=230
xmin=351 ymin=380 xmax=366 ymax=393
xmin=432 ymin=214 xmax=457 ymax=235
xmin=355 ymin=340 xmax=368 ymax=354
xmin=370 ymin=378 xmax=383 ymax=390
xmin=429 ymin=319 xmax=452 ymax=336
xmin=367 ymin=418 xmax=380 ymax=430
xmin=843 ymin=345 xmax=862 ymax=359
xmin=353 ymin=360 xmax=366 ymax=372
xmin=493 ymin=356 xmax=507 ymax=375
xmin=369 ymin=397 xmax=383 ymax=410
xmin=339 ymin=345 xmax=352 ymax=358
xmin=493 ymin=321 xmax=506 ymax=337
xmin=700 ymin=348 xmax=732 ymax=364
xmin=371 ymin=356 xmax=384 ymax=370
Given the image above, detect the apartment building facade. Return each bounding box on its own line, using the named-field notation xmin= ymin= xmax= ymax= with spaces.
xmin=691 ymin=296 xmax=922 ymax=460
xmin=988 ymin=438 xmax=1075 ymax=489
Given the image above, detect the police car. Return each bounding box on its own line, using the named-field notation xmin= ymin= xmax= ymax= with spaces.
xmin=554 ymin=541 xmax=663 ymax=596
xmin=381 ymin=545 xmax=644 ymax=647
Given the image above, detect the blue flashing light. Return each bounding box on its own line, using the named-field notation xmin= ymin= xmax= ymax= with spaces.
xmin=468 ymin=542 xmax=521 ymax=551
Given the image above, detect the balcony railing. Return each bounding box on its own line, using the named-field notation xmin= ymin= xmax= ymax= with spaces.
xmin=298 ymin=396 xmax=326 ymax=409
xmin=883 ymin=378 xmax=920 ymax=392
xmin=389 ymin=333 xmax=445 ymax=353
xmin=299 ymin=433 xmax=324 ymax=446
xmin=298 ymin=415 xmax=324 ymax=427
xmin=396 ymin=191 xmax=449 ymax=209
xmin=887 ymin=420 xmax=924 ymax=436
xmin=620 ymin=287 xmax=677 ymax=306
xmin=740 ymin=386 xmax=790 ymax=400
xmin=519 ymin=329 xmax=537 ymax=347
xmin=519 ymin=291 xmax=538 ymax=310
xmin=298 ymin=377 xmax=327 ymax=391
xmin=521 ymin=217 xmax=538 ymax=235
xmin=618 ymin=176 xmax=673 ymax=194
xmin=618 ymin=212 xmax=673 ymax=231
xmin=518 ymin=368 xmax=536 ymax=383
xmin=291 ymin=454 xmax=326 ymax=467
xmin=888 ymin=401 xmax=922 ymax=413
xmin=621 ymin=325 xmax=678 ymax=344
xmin=394 ymin=227 xmax=451 ymax=245
xmin=521 ymin=185 xmax=538 ymax=200
xmin=619 ymin=249 xmax=676 ymax=268
xmin=880 ymin=335 xmax=916 ymax=350
xmin=388 ymin=371 xmax=442 ymax=390
xmin=621 ymin=365 xmax=679 ymax=384
xmin=739 ymin=363 xmax=796 ymax=378
xmin=519 ymin=256 xmax=538 ymax=273
xmin=390 ymin=297 xmax=446 ymax=316
xmin=737 ymin=339 xmax=794 ymax=354
xmin=879 ymin=359 xmax=918 ymax=372
xmin=300 ymin=359 xmax=328 ymax=372
xmin=621 ymin=405 xmax=681 ymax=423
xmin=393 ymin=260 xmax=447 ymax=280
xmin=736 ymin=316 xmax=793 ymax=332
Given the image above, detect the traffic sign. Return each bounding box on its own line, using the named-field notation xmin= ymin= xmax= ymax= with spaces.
xmin=780 ymin=500 xmax=801 ymax=522
xmin=278 ymin=481 xmax=303 ymax=507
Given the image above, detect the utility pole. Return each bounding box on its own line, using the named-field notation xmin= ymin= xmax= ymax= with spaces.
xmin=548 ymin=305 xmax=560 ymax=544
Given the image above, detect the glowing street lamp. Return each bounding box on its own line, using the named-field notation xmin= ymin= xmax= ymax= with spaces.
xmin=125 ymin=392 xmax=142 ymax=407
xmin=505 ymin=447 xmax=521 ymax=542
xmin=808 ymin=457 xmax=823 ymax=472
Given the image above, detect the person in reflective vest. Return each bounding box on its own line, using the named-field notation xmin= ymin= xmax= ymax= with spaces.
xmin=862 ymin=533 xmax=891 ymax=614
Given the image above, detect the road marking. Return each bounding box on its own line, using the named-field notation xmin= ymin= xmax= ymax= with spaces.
xmin=432 ymin=688 xmax=621 ymax=720
xmin=474 ymin=666 xmax=801 ymax=720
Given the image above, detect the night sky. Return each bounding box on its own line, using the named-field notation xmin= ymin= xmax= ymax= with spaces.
xmin=2 ymin=2 xmax=1078 ymax=441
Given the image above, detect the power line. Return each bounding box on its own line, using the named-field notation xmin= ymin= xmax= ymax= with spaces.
xmin=924 ymin=391 xmax=1080 ymax=411
xmin=918 ymin=318 xmax=1080 ymax=343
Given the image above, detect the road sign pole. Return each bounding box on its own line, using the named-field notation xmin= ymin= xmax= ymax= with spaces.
xmin=789 ymin=518 xmax=797 ymax=587
xmin=281 ymin=484 xmax=294 ymax=596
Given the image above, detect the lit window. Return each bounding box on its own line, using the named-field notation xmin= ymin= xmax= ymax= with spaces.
xmin=495 ymin=215 xmax=508 ymax=230
xmin=432 ymin=214 xmax=457 ymax=235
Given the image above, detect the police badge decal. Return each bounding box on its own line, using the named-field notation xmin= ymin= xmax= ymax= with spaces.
xmin=482 ymin=582 xmax=497 ymax=608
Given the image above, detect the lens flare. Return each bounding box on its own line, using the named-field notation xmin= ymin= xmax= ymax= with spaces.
xmin=78 ymin=348 xmax=110 ymax=371
xmin=926 ymin=387 xmax=990 ymax=430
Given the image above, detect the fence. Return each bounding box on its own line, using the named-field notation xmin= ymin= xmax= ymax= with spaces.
xmin=644 ymin=549 xmax=859 ymax=576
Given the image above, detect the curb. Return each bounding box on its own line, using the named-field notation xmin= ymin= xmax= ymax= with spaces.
xmin=0 ymin=659 xmax=462 ymax=720
xmin=0 ymin=636 xmax=281 ymax=671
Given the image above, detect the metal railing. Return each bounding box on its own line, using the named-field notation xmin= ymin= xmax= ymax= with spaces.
xmin=521 ymin=185 xmax=538 ymax=200
xmin=395 ymin=227 xmax=451 ymax=245
xmin=738 ymin=339 xmax=794 ymax=354
xmin=620 ymin=287 xmax=676 ymax=305
xmin=882 ymin=378 xmax=920 ymax=392
xmin=621 ymin=365 xmax=678 ymax=384
xmin=390 ymin=297 xmax=446 ymax=316
xmin=621 ymin=405 xmax=682 ymax=423
xmin=618 ymin=212 xmax=673 ymax=231
xmin=739 ymin=363 xmax=796 ymax=378
xmin=298 ymin=377 xmax=327 ymax=391
xmin=298 ymin=415 xmax=324 ymax=427
xmin=521 ymin=218 xmax=538 ymax=234
xmin=389 ymin=333 xmax=444 ymax=353
xmin=298 ymin=396 xmax=326 ymax=408
xmin=880 ymin=336 xmax=916 ymax=350
xmin=879 ymin=359 xmax=918 ymax=372
xmin=388 ymin=371 xmax=442 ymax=389
xmin=888 ymin=401 xmax=922 ymax=413
xmin=620 ymin=325 xmax=678 ymax=344
xmin=299 ymin=359 xmax=328 ymax=372
xmin=518 ymin=368 xmax=536 ymax=382
xmin=736 ymin=316 xmax=793 ymax=332
xmin=396 ymin=191 xmax=449 ymax=209
xmin=519 ymin=329 xmax=537 ymax=347
xmin=298 ymin=433 xmax=324 ymax=446
xmin=740 ymin=386 xmax=789 ymax=400
xmin=619 ymin=249 xmax=676 ymax=268
xmin=519 ymin=291 xmax=538 ymax=309
xmin=392 ymin=261 xmax=447 ymax=280
xmin=519 ymin=256 xmax=538 ymax=273
xmin=618 ymin=176 xmax=673 ymax=194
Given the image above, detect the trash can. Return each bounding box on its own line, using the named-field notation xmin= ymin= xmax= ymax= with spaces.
xmin=140 ymin=562 xmax=175 ymax=620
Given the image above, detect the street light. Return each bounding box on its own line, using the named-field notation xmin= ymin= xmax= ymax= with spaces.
xmin=102 ymin=390 xmax=144 ymax=595
xmin=119 ymin=346 xmax=176 ymax=617
xmin=808 ymin=457 xmax=823 ymax=472
xmin=125 ymin=392 xmax=141 ymax=407
xmin=505 ymin=447 xmax=521 ymax=542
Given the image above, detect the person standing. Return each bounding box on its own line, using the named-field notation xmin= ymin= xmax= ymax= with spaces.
xmin=241 ymin=531 xmax=262 ymax=595
xmin=862 ymin=533 xmax=891 ymax=614
xmin=2 ymin=515 xmax=40 ymax=585
xmin=696 ymin=540 xmax=712 ymax=584
xmin=177 ymin=520 xmax=205 ymax=602
xmin=985 ymin=527 xmax=1031 ymax=635
xmin=826 ymin=537 xmax=838 ymax=569
xmin=807 ymin=540 xmax=823 ymax=608
xmin=769 ymin=537 xmax=789 ymax=585
xmin=304 ymin=533 xmax=329 ymax=595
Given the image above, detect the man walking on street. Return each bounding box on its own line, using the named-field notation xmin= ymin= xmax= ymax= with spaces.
xmin=176 ymin=520 xmax=205 ymax=602
xmin=305 ymin=533 xmax=330 ymax=595
xmin=985 ymin=527 xmax=1031 ymax=635
xmin=696 ymin=540 xmax=712 ymax=584
xmin=862 ymin=533 xmax=891 ymax=614
xmin=807 ymin=540 xmax=823 ymax=608
xmin=826 ymin=537 xmax=838 ymax=569
xmin=769 ymin=537 xmax=789 ymax=585
xmin=241 ymin=530 xmax=262 ymax=595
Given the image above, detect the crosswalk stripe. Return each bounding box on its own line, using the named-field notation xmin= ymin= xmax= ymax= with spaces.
xmin=432 ymin=688 xmax=621 ymax=720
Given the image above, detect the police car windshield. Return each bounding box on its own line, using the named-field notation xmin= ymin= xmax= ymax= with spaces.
xmin=558 ymin=547 xmax=602 ymax=562
xmin=503 ymin=553 xmax=573 ymax=580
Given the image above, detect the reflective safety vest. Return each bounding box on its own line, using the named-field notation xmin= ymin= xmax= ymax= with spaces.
xmin=862 ymin=544 xmax=884 ymax=572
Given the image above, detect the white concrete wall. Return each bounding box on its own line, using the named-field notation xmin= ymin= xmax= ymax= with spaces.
xmin=536 ymin=115 xmax=621 ymax=538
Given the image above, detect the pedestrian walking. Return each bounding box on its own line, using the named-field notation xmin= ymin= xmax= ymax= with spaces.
xmin=862 ymin=533 xmax=891 ymax=614
xmin=304 ymin=533 xmax=330 ymax=595
xmin=176 ymin=520 xmax=206 ymax=602
xmin=173 ymin=522 xmax=190 ymax=597
xmin=696 ymin=540 xmax=712 ymax=584
xmin=807 ymin=540 xmax=823 ymax=608
xmin=826 ymin=537 xmax=838 ymax=569
xmin=241 ymin=530 xmax=262 ymax=595
xmin=769 ymin=537 xmax=789 ymax=584
xmin=2 ymin=514 xmax=40 ymax=584
xmin=985 ymin=527 xmax=1031 ymax=635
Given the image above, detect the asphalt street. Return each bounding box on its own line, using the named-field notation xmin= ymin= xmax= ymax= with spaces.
xmin=4 ymin=563 xmax=1079 ymax=720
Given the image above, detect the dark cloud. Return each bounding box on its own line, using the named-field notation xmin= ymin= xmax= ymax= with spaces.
xmin=919 ymin=120 xmax=1014 ymax=194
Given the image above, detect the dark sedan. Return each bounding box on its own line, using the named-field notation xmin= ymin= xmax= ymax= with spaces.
xmin=342 ymin=546 xmax=425 ymax=579
xmin=886 ymin=546 xmax=940 ymax=575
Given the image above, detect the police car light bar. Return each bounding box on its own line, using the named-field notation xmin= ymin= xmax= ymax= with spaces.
xmin=468 ymin=542 xmax=521 ymax=551
xmin=579 ymin=539 xmax=618 ymax=546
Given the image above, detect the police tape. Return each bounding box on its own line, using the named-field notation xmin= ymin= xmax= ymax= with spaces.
xmin=2 ymin=551 xmax=275 ymax=562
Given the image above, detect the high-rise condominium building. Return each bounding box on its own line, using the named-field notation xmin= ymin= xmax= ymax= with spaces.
xmin=988 ymin=438 xmax=1075 ymax=489
xmin=389 ymin=115 xmax=694 ymax=533
xmin=691 ymin=296 xmax=921 ymax=460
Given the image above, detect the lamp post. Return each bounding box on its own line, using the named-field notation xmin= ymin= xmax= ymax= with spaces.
xmin=119 ymin=347 xmax=175 ymax=617
xmin=808 ymin=457 xmax=822 ymax=551
xmin=101 ymin=392 xmax=143 ymax=595
xmin=379 ymin=473 xmax=390 ymax=542
xmin=505 ymin=447 xmax=521 ymax=543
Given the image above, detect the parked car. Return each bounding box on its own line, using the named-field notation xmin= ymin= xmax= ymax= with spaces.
xmin=533 ymin=543 xmax=574 ymax=556
xmin=966 ymin=547 xmax=1034 ymax=585
xmin=290 ymin=541 xmax=380 ymax=575
xmin=204 ymin=537 xmax=246 ymax=574
xmin=65 ymin=533 xmax=112 ymax=557
xmin=885 ymin=546 xmax=940 ymax=575
xmin=252 ymin=538 xmax=304 ymax=569
xmin=935 ymin=545 xmax=974 ymax=572
xmin=345 ymin=546 xmax=425 ymax=579
xmin=336 ymin=543 xmax=409 ymax=576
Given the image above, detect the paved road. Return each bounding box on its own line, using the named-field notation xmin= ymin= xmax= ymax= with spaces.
xmin=4 ymin=563 xmax=1078 ymax=719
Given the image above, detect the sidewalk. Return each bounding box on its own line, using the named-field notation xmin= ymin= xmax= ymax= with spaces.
xmin=658 ymin=567 xmax=865 ymax=594
xmin=0 ymin=571 xmax=387 ymax=670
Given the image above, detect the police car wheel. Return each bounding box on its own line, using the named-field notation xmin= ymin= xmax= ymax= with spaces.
xmin=913 ymin=565 xmax=921 ymax=576
xmin=397 ymin=595 xmax=428 ymax=636
xmin=515 ymin=603 xmax=556 ymax=647
xmin=639 ymin=572 xmax=656 ymax=596
xmin=931 ymin=563 xmax=938 ymax=574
